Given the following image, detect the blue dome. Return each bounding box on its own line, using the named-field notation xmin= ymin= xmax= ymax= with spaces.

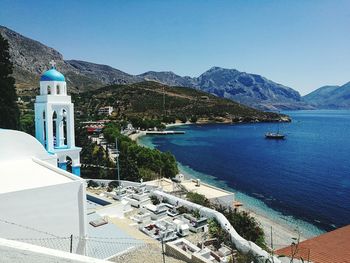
xmin=40 ymin=68 xmax=65 ymax=82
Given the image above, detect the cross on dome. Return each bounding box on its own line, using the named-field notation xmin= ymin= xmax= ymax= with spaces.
xmin=40 ymin=61 xmax=65 ymax=82
xmin=49 ymin=60 xmax=56 ymax=68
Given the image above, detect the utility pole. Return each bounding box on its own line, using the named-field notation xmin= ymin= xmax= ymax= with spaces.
xmin=70 ymin=234 xmax=73 ymax=253
xmin=115 ymin=138 xmax=121 ymax=197
xmin=161 ymin=232 xmax=166 ymax=263
xmin=270 ymin=226 xmax=275 ymax=263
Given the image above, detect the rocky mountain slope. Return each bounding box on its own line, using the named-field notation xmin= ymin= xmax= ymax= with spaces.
xmin=303 ymin=82 xmax=350 ymax=109
xmin=139 ymin=71 xmax=196 ymax=87
xmin=195 ymin=67 xmax=305 ymax=110
xmin=0 ymin=26 xmax=104 ymax=94
xmin=73 ymin=81 xmax=290 ymax=123
xmin=1 ymin=25 xmax=306 ymax=110
xmin=67 ymin=60 xmax=142 ymax=85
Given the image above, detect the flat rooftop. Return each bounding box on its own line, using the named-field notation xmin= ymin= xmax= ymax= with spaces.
xmin=275 ymin=224 xmax=350 ymax=263
xmin=145 ymin=178 xmax=232 ymax=199
xmin=0 ymin=159 xmax=73 ymax=194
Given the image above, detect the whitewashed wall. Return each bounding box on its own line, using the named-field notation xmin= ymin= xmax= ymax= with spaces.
xmin=0 ymin=181 xmax=86 ymax=254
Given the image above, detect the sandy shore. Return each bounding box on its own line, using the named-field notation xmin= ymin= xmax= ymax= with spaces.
xmin=241 ymin=207 xmax=307 ymax=250
xmin=129 ymin=131 xmax=146 ymax=141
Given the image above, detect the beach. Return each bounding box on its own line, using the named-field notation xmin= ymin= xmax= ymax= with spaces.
xmin=129 ymin=131 xmax=146 ymax=141
xmin=241 ymin=207 xmax=307 ymax=250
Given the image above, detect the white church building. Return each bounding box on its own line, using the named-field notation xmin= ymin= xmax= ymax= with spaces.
xmin=34 ymin=61 xmax=81 ymax=176
xmin=0 ymin=62 xmax=88 ymax=254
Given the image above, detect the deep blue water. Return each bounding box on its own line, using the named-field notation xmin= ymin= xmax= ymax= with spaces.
xmin=140 ymin=110 xmax=350 ymax=233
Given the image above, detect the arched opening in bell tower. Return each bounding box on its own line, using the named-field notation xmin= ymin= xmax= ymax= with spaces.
xmin=43 ymin=111 xmax=47 ymax=148
xmin=62 ymin=109 xmax=68 ymax=145
xmin=66 ymin=156 xmax=73 ymax=173
xmin=52 ymin=111 xmax=57 ymax=147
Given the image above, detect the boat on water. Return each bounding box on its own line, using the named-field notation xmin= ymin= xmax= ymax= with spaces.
xmin=265 ymin=117 xmax=286 ymax=139
xmin=265 ymin=132 xmax=285 ymax=139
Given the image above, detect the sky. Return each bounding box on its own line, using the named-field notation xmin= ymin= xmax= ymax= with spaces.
xmin=0 ymin=0 xmax=349 ymax=95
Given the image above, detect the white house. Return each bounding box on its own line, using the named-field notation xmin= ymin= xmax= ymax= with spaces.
xmin=34 ymin=61 xmax=81 ymax=176
xmin=98 ymin=106 xmax=113 ymax=116
xmin=0 ymin=129 xmax=87 ymax=254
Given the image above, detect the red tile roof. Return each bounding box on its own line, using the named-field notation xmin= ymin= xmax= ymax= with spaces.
xmin=275 ymin=225 xmax=350 ymax=263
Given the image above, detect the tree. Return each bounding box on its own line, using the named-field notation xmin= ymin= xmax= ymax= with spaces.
xmin=103 ymin=122 xmax=121 ymax=143
xmin=190 ymin=116 xmax=198 ymax=123
xmin=20 ymin=113 xmax=35 ymax=135
xmin=178 ymin=115 xmax=187 ymax=123
xmin=0 ymin=33 xmax=19 ymax=129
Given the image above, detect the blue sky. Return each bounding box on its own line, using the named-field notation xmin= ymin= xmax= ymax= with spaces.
xmin=0 ymin=0 xmax=349 ymax=95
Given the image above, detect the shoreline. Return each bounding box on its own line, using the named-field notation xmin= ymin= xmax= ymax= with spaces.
xmin=134 ymin=127 xmax=326 ymax=250
xmin=176 ymin=164 xmax=317 ymax=250
xmin=129 ymin=117 xmax=292 ymax=142
xmin=129 ymin=122 xmax=189 ymax=142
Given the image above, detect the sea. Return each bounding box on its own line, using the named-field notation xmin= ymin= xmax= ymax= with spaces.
xmin=138 ymin=110 xmax=350 ymax=238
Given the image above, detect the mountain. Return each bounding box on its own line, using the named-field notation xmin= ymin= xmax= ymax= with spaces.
xmin=139 ymin=71 xmax=197 ymax=87
xmin=1 ymin=25 xmax=305 ymax=110
xmin=66 ymin=60 xmax=142 ymax=85
xmin=135 ymin=68 xmax=306 ymax=110
xmin=303 ymin=82 xmax=350 ymax=109
xmin=73 ymin=81 xmax=290 ymax=123
xmin=195 ymin=67 xmax=306 ymax=110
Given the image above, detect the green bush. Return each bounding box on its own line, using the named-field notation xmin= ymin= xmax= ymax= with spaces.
xmin=207 ymin=218 xmax=231 ymax=248
xmin=224 ymin=209 xmax=265 ymax=247
xmin=87 ymin=180 xmax=99 ymax=188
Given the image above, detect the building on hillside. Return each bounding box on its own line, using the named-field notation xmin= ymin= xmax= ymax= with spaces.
xmin=34 ymin=61 xmax=81 ymax=176
xmin=98 ymin=106 xmax=114 ymax=116
xmin=0 ymin=129 xmax=87 ymax=254
xmin=275 ymin=224 xmax=350 ymax=263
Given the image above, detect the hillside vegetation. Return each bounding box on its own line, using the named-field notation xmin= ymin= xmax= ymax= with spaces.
xmin=72 ymin=81 xmax=289 ymax=123
xmin=76 ymin=123 xmax=178 ymax=181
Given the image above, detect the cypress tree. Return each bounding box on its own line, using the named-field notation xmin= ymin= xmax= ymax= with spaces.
xmin=0 ymin=33 xmax=19 ymax=129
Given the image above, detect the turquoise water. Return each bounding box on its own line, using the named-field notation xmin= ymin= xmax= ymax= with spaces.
xmin=138 ymin=110 xmax=350 ymax=236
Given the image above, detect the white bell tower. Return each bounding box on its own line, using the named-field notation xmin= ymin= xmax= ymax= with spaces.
xmin=34 ymin=61 xmax=81 ymax=176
